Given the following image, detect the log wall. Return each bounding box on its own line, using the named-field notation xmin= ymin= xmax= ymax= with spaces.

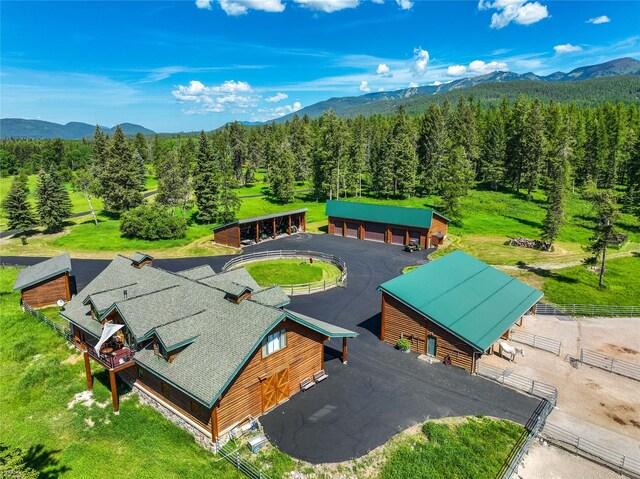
xmin=428 ymin=213 xmax=449 ymax=247
xmin=21 ymin=273 xmax=71 ymax=308
xmin=213 ymin=224 xmax=241 ymax=248
xmin=381 ymin=292 xmax=477 ymax=372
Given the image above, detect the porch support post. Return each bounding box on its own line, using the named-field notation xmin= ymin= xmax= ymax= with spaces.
xmin=342 ymin=337 xmax=347 ymax=364
xmin=211 ymin=402 xmax=219 ymax=443
xmin=288 ymin=215 xmax=292 ymax=235
xmin=83 ymin=352 xmax=93 ymax=391
xmin=109 ymin=369 xmax=119 ymax=414
xmin=256 ymin=221 xmax=259 ymax=243
xmin=273 ymin=218 xmax=277 ymax=239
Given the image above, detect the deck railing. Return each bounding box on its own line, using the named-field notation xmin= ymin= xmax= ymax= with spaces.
xmin=84 ymin=344 xmax=135 ymax=369
xmin=222 ymin=250 xmax=348 ymax=296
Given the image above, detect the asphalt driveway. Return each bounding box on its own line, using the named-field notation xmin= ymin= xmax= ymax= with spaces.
xmin=1 ymin=233 xmax=539 ymax=463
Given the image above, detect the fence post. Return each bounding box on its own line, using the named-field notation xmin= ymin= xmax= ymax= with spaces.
xmin=580 ymin=349 xmax=584 ymax=364
xmin=324 ymin=280 xmax=326 ymax=291
xmin=236 ymin=452 xmax=240 ymax=469
xmin=610 ymin=357 xmax=614 ymax=373
xmin=530 ymin=380 xmax=535 ymax=395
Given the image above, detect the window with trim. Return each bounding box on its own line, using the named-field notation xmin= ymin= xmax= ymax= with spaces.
xmin=161 ymin=382 xmax=170 ymax=396
xmin=261 ymin=328 xmax=286 ymax=358
xmin=138 ymin=367 xmax=144 ymax=378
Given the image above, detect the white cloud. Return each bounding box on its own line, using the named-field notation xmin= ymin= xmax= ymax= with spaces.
xmin=265 ymin=92 xmax=288 ymax=103
xmin=409 ymin=81 xmax=419 ymax=88
xmin=376 ymin=63 xmax=392 ymax=77
xmin=469 ymin=60 xmax=508 ymax=73
xmin=553 ymin=43 xmax=582 ymax=54
xmin=198 ymin=0 xmax=285 ymax=15
xmin=255 ymin=101 xmax=303 ymax=121
xmin=447 ymin=60 xmax=508 ymax=77
xmin=447 ymin=65 xmax=468 ymax=76
xmin=359 ymin=80 xmax=371 ymax=92
xmin=586 ymin=15 xmax=610 ymax=24
xmin=378 ymin=87 xmax=385 ymax=92
xmin=172 ymin=80 xmax=257 ymax=114
xmin=431 ymin=81 xmax=443 ymax=86
xmin=396 ymin=0 xmax=413 ymax=9
xmin=412 ymin=48 xmax=429 ymax=76
xmin=296 ymin=0 xmax=359 ymax=12
xmin=478 ymin=0 xmax=549 ymax=29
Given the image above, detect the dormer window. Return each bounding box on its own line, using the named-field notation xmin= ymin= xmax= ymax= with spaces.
xmin=261 ymin=328 xmax=286 ymax=357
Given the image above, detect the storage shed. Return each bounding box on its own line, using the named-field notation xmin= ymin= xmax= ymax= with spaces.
xmin=377 ymin=251 xmax=542 ymax=373
xmin=212 ymin=209 xmax=308 ymax=248
xmin=325 ymin=201 xmax=449 ymax=249
xmin=13 ymin=253 xmax=74 ymax=308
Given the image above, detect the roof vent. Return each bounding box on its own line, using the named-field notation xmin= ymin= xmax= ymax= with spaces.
xmin=123 ymin=290 xmax=128 ymax=300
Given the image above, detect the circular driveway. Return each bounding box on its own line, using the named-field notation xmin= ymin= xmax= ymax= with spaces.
xmin=1 ymin=233 xmax=539 ymax=464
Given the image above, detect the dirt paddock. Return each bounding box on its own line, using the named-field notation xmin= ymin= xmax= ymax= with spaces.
xmin=481 ymin=315 xmax=640 ymax=457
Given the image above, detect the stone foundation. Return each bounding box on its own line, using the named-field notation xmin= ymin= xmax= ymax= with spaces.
xmin=132 ymin=383 xmax=217 ymax=452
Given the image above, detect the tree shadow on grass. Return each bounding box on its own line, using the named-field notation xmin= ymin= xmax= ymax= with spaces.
xmin=515 ymin=261 xmax=578 ymax=284
xmin=23 ymin=444 xmax=71 ymax=479
xmin=503 ymin=216 xmax=542 ymax=230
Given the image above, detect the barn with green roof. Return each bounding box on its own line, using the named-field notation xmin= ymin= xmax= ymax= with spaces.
xmin=377 ymin=250 xmax=542 ymax=372
xmin=325 ymin=200 xmax=449 ymax=249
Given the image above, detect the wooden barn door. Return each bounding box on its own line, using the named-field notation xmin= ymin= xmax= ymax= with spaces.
xmin=261 ymin=368 xmax=290 ymax=413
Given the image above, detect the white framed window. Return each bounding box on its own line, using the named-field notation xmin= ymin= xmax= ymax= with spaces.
xmin=262 ymin=328 xmax=287 ymax=358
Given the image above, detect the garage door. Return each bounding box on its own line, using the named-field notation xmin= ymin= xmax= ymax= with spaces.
xmin=408 ymin=229 xmax=421 ymax=245
xmin=391 ymin=228 xmax=405 ymax=245
xmin=364 ymin=222 xmax=386 ymax=242
xmin=333 ymin=220 xmax=344 ymax=236
xmin=346 ymin=222 xmax=359 ymax=238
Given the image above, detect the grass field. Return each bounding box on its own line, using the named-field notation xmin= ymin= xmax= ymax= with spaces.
xmin=243 ymin=258 xmax=342 ymax=286
xmin=0 ymin=267 xmax=243 ymax=479
xmin=379 ymin=417 xmax=523 ymax=479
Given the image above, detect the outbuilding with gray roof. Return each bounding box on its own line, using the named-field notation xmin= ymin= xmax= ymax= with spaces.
xmin=13 ymin=253 xmax=74 ymax=308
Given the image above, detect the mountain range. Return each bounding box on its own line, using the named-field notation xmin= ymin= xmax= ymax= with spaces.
xmin=277 ymin=57 xmax=640 ymax=121
xmin=1 ymin=57 xmax=639 ymax=138
xmin=0 ymin=119 xmax=155 ymax=140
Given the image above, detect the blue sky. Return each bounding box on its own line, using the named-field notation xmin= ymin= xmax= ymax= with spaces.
xmin=1 ymin=0 xmax=639 ymax=132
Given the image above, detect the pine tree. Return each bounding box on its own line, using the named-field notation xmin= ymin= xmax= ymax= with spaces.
xmin=1 ymin=177 xmax=36 ymax=244
xmin=42 ymin=138 xmax=65 ymax=172
xmin=521 ymin=100 xmax=546 ymax=199
xmin=505 ymin=95 xmax=530 ymax=189
xmin=288 ymin=115 xmax=312 ymax=182
xmin=268 ymin=140 xmax=297 ymax=203
xmin=92 ymin=126 xmax=109 ymax=195
xmin=36 ymin=170 xmax=72 ymax=233
xmin=481 ymin=109 xmax=507 ymax=191
xmin=226 ymin=121 xmax=247 ymax=183
xmin=453 ymin=97 xmax=481 ymax=177
xmin=584 ymin=186 xmax=620 ymax=289
xmin=193 ymin=131 xmax=220 ymax=223
xmin=99 ymin=125 xmax=145 ymax=212
xmin=218 ymin=150 xmax=241 ymax=223
xmin=156 ymin=149 xmax=184 ymax=210
xmin=389 ymin=107 xmax=418 ymax=198
xmin=133 ymin=132 xmax=149 ymax=164
xmin=417 ymin=104 xmax=449 ymax=195
xmin=312 ymin=110 xmax=348 ymax=200
xmin=440 ymin=146 xmax=474 ymax=224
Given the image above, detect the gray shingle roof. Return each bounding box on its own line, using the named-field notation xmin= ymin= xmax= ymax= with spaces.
xmin=60 ymin=253 xmax=357 ymax=407
xmin=13 ymin=253 xmax=72 ymax=291
xmin=175 ymin=265 xmax=216 ymax=281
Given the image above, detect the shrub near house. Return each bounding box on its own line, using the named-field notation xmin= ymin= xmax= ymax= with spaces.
xmin=120 ymin=203 xmax=187 ymax=240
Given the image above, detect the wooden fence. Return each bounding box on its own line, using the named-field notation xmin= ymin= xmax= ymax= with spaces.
xmin=217 ymin=438 xmax=274 ymax=479
xmin=579 ymin=348 xmax=640 ymax=382
xmin=23 ymin=303 xmax=72 ymax=342
xmin=509 ymin=329 xmax=562 ymax=356
xmin=222 ymin=250 xmax=347 ymax=296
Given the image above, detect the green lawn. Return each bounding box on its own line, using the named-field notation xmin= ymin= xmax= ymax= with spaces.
xmin=540 ymin=255 xmax=640 ymax=305
xmin=243 ymin=259 xmax=341 ymax=286
xmin=379 ymin=417 xmax=524 ymax=479
xmin=0 ymin=267 xmax=243 ymax=479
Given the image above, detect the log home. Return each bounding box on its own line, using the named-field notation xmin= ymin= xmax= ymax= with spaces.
xmin=326 ymin=200 xmax=449 ymax=249
xmin=13 ymin=253 xmax=73 ymax=308
xmin=61 ymin=253 xmax=356 ymax=444
xmin=377 ymin=251 xmax=542 ymax=373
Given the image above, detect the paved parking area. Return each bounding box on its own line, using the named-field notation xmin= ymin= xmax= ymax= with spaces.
xmin=2 ymin=233 xmax=541 ymax=464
